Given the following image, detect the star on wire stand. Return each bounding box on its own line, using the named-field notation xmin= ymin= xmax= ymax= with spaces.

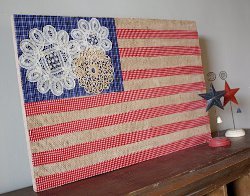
xmin=223 ymin=81 xmax=245 ymax=137
xmin=199 ymin=83 xmax=225 ymax=112
xmin=199 ymin=83 xmax=230 ymax=147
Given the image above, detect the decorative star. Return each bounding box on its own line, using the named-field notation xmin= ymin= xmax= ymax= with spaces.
xmin=223 ymin=81 xmax=239 ymax=106
xmin=199 ymin=83 xmax=225 ymax=112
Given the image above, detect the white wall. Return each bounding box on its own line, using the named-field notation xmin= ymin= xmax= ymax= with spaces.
xmin=0 ymin=0 xmax=250 ymax=193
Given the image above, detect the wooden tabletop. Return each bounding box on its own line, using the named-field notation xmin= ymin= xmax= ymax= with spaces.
xmin=4 ymin=130 xmax=250 ymax=196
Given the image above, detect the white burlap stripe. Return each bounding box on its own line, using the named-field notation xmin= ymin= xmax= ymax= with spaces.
xmin=123 ymin=74 xmax=204 ymax=91
xmin=115 ymin=18 xmax=196 ymax=30
xmin=117 ymin=39 xmax=199 ymax=48
xmin=120 ymin=55 xmax=202 ymax=71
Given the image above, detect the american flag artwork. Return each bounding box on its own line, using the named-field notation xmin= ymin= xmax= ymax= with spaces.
xmin=12 ymin=14 xmax=211 ymax=192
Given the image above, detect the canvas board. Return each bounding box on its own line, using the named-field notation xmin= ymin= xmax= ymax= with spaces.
xmin=12 ymin=14 xmax=211 ymax=192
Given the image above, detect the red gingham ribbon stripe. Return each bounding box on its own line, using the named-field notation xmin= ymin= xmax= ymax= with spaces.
xmin=35 ymin=132 xmax=211 ymax=191
xmin=25 ymin=82 xmax=205 ymax=116
xmin=119 ymin=46 xmax=201 ymax=57
xmin=32 ymin=116 xmax=209 ymax=166
xmin=28 ymin=99 xmax=206 ymax=142
xmin=116 ymin=29 xmax=198 ymax=39
xmin=122 ymin=65 xmax=203 ymax=80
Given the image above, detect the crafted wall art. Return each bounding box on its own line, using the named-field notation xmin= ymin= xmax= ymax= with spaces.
xmin=12 ymin=14 xmax=211 ymax=192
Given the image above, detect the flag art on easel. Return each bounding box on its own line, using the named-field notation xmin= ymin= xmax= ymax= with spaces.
xmin=12 ymin=14 xmax=211 ymax=192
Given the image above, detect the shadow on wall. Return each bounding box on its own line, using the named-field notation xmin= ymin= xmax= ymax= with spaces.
xmin=199 ymin=37 xmax=217 ymax=132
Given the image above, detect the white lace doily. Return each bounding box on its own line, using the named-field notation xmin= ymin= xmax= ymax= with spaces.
xmin=71 ymin=18 xmax=112 ymax=52
xmin=19 ymin=25 xmax=80 ymax=96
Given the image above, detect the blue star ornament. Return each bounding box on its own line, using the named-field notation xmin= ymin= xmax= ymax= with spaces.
xmin=199 ymin=84 xmax=225 ymax=112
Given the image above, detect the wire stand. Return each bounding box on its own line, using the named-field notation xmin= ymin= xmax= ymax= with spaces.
xmin=230 ymin=101 xmax=236 ymax=130
xmin=225 ymin=101 xmax=245 ymax=137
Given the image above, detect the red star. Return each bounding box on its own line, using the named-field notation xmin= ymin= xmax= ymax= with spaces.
xmin=223 ymin=81 xmax=239 ymax=106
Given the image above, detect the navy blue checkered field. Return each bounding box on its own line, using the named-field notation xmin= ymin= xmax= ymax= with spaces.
xmin=14 ymin=14 xmax=124 ymax=103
